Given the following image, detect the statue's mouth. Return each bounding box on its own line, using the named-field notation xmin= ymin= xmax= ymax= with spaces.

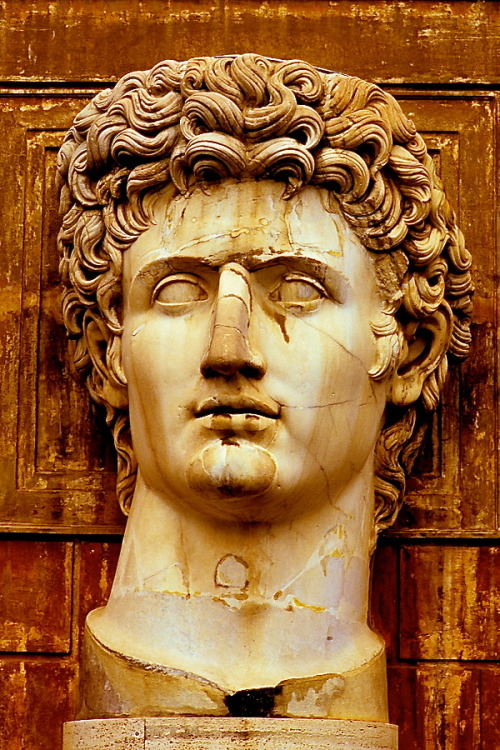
xmin=195 ymin=396 xmax=280 ymax=433
xmin=195 ymin=396 xmax=280 ymax=419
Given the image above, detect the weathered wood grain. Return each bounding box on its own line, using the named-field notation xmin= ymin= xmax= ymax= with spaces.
xmin=1 ymin=1 xmax=500 ymax=85
xmin=388 ymin=664 xmax=482 ymax=750
xmin=0 ymin=659 xmax=78 ymax=750
xmin=399 ymin=546 xmax=500 ymax=661
xmin=479 ymin=668 xmax=500 ymax=749
xmin=0 ymin=540 xmax=72 ymax=652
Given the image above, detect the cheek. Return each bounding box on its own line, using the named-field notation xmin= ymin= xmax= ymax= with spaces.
xmin=122 ymin=319 xmax=204 ymax=456
xmin=123 ymin=314 xmax=209 ymax=388
xmin=268 ymin=318 xmax=384 ymax=464
xmin=264 ymin=312 xmax=376 ymax=406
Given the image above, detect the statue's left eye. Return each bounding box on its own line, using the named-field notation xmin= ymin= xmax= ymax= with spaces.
xmin=271 ymin=276 xmax=325 ymax=311
xmin=153 ymin=275 xmax=208 ymax=310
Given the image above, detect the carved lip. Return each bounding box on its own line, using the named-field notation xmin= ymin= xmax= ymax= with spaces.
xmin=195 ymin=396 xmax=280 ymax=419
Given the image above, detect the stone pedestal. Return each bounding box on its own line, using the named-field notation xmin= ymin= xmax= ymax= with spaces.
xmin=63 ymin=717 xmax=398 ymax=750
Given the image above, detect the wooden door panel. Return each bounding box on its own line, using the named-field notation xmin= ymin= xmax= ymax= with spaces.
xmin=0 ymin=540 xmax=72 ymax=653
xmin=388 ymin=664 xmax=482 ymax=750
xmin=1 ymin=2 xmax=500 ymax=86
xmin=0 ymin=659 xmax=78 ymax=750
xmin=1 ymin=91 xmax=495 ymax=537
xmin=0 ymin=93 xmax=124 ymax=533
xmin=399 ymin=545 xmax=500 ymax=661
xmin=393 ymin=95 xmax=497 ymax=534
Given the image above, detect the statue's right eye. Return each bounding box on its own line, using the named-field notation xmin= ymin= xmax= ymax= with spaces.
xmin=153 ymin=275 xmax=208 ymax=310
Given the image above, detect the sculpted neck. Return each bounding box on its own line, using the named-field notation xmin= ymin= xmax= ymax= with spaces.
xmin=111 ymin=467 xmax=375 ymax=607
xmin=88 ymin=460 xmax=383 ymax=691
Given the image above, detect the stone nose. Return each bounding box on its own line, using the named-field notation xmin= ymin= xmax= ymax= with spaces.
xmin=200 ymin=263 xmax=266 ymax=379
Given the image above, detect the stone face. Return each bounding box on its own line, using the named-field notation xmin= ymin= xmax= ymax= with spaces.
xmin=56 ymin=54 xmax=472 ymax=730
xmin=63 ymin=717 xmax=398 ymax=750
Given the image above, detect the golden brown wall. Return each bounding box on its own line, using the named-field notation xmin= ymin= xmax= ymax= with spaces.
xmin=0 ymin=2 xmax=498 ymax=748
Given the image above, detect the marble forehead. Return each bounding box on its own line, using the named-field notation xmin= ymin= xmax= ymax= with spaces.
xmin=125 ymin=181 xmax=379 ymax=303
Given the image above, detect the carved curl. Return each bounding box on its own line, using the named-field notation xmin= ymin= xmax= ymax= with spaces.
xmin=57 ymin=54 xmax=473 ymax=530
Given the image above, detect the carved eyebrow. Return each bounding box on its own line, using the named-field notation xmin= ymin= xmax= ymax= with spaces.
xmin=132 ymin=257 xmax=215 ymax=287
xmin=132 ymin=254 xmax=351 ymax=303
xmin=251 ymin=255 xmax=350 ymax=303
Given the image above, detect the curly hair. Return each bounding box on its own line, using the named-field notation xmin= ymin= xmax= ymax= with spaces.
xmin=57 ymin=54 xmax=472 ymax=533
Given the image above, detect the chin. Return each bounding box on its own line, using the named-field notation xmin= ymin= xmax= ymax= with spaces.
xmin=182 ymin=438 xmax=282 ymax=523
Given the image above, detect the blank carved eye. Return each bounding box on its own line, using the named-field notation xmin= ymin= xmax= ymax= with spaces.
xmin=153 ymin=275 xmax=208 ymax=310
xmin=271 ymin=276 xmax=326 ymax=311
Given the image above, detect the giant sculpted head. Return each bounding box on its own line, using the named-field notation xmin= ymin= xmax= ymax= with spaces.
xmin=58 ymin=54 xmax=472 ymax=533
xmin=57 ymin=55 xmax=473 ymax=726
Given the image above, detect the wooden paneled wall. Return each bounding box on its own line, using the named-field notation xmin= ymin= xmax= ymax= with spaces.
xmin=0 ymin=3 xmax=498 ymax=748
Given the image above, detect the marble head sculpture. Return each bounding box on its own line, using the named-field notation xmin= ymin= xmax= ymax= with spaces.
xmin=57 ymin=55 xmax=472 ymax=721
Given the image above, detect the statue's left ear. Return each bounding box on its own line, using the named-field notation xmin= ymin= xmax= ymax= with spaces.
xmin=388 ymin=305 xmax=452 ymax=406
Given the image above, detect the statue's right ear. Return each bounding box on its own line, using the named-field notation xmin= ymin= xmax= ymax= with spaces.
xmin=84 ymin=314 xmax=128 ymax=410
